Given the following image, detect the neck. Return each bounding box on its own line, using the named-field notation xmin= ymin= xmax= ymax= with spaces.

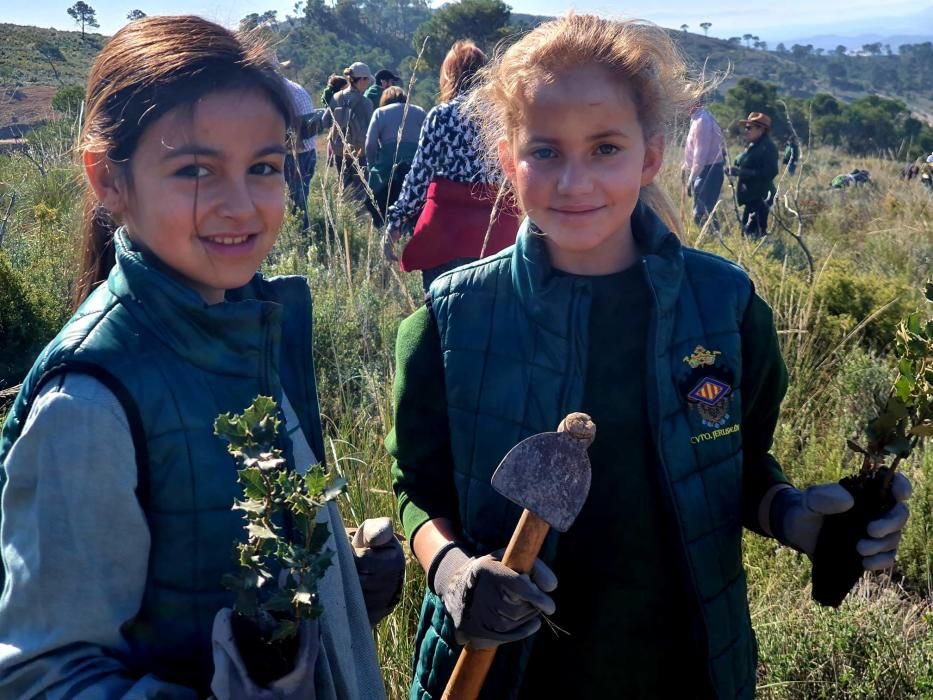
xmin=545 ymin=224 xmax=639 ymax=276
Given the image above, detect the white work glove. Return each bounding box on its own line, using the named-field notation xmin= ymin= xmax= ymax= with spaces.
xmin=349 ymin=517 xmax=405 ymax=626
xmin=770 ymin=473 xmax=912 ymax=570
xmin=210 ymin=608 xmax=319 ymax=700
xmin=430 ymin=545 xmax=557 ymax=650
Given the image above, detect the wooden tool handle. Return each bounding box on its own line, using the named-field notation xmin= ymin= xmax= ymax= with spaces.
xmin=442 ymin=510 xmax=551 ymax=700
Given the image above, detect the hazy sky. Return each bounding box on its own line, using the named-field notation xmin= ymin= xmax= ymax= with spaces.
xmin=0 ymin=0 xmax=927 ymax=42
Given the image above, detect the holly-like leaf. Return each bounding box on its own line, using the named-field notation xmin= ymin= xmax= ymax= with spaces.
xmin=233 ymin=498 xmax=265 ymax=514
xmin=323 ymin=476 xmax=348 ymax=502
xmin=925 ymin=280 xmax=933 ymax=303
xmin=884 ymin=436 xmax=912 ymax=457
xmin=247 ymin=523 xmax=278 ymax=540
xmin=270 ymin=619 xmax=298 ymax=642
xmin=910 ymin=422 xmax=933 ymax=437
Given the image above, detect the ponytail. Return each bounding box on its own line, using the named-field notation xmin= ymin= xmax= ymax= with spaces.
xmin=72 ymin=190 xmax=116 ymax=311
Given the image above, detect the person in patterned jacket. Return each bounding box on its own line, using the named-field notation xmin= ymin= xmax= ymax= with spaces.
xmin=381 ymin=40 xmax=520 ymax=292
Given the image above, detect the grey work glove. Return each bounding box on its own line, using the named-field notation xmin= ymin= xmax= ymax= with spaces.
xmin=210 ymin=607 xmax=319 ymax=700
xmin=350 ymin=517 xmax=405 ymax=626
xmin=382 ymin=226 xmax=401 ymax=262
xmin=430 ymin=545 xmax=557 ymax=650
xmin=771 ymin=473 xmax=912 ymax=570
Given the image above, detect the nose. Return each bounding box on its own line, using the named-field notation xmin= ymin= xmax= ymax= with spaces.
xmin=214 ymin=174 xmax=260 ymax=222
xmin=556 ymin=158 xmax=594 ymax=196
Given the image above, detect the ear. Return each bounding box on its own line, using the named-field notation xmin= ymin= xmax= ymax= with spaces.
xmin=84 ymin=150 xmax=128 ymax=216
xmin=640 ymin=132 xmax=666 ymax=188
xmin=497 ymin=137 xmax=516 ymax=183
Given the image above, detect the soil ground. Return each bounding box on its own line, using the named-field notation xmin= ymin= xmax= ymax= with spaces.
xmin=0 ymin=85 xmax=55 ymax=139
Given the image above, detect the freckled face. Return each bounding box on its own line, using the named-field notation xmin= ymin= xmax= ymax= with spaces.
xmin=499 ymin=66 xmax=664 ymax=275
xmin=113 ymin=89 xmax=288 ymax=304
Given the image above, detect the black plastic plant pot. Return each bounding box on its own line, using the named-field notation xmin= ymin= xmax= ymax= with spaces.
xmin=231 ymin=612 xmax=299 ymax=687
xmin=811 ymin=467 xmax=896 ymax=608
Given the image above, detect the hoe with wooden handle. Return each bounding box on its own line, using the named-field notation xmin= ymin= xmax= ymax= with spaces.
xmin=441 ymin=412 xmax=595 ymax=700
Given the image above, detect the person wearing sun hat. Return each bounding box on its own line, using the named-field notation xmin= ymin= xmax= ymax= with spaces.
xmin=323 ymin=61 xmax=375 ymax=198
xmin=728 ymin=111 xmax=779 ymax=238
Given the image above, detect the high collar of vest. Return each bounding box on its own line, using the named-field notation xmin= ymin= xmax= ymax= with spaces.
xmin=107 ymin=228 xmax=283 ymax=379
xmin=512 ymin=200 xmax=684 ymax=334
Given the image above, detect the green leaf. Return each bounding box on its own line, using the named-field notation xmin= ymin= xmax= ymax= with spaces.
xmin=293 ymin=589 xmax=314 ymax=605
xmin=264 ymin=590 xmax=295 ymax=612
xmin=270 ymin=619 xmax=298 ymax=642
xmin=233 ymin=498 xmax=265 ymax=513
xmin=925 ymin=280 xmax=933 ymax=303
xmin=247 ymin=523 xmax=278 ymax=540
xmin=895 ymin=375 xmax=914 ymax=403
xmin=910 ymin=422 xmax=933 ymax=437
xmin=898 ymin=358 xmax=916 ymax=379
xmin=883 ymin=436 xmax=912 ymax=457
xmin=323 ymin=476 xmax=348 ymax=501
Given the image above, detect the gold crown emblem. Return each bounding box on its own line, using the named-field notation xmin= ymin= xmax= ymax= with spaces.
xmin=683 ymin=345 xmax=721 ymax=368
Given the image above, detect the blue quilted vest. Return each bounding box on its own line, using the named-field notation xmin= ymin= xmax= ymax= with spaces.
xmin=412 ymin=203 xmax=756 ymax=699
xmin=0 ymin=230 xmax=326 ymax=695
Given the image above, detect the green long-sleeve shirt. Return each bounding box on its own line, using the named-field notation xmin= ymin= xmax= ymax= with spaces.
xmin=388 ymin=265 xmax=789 ymax=697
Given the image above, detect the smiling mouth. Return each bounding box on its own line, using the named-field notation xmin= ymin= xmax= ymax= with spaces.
xmin=552 ymin=206 xmax=603 ymax=214
xmin=202 ymin=234 xmax=254 ymax=246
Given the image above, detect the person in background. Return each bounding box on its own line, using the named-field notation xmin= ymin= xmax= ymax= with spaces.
xmin=321 ymin=73 xmax=348 ymax=108
xmin=281 ymin=67 xmax=318 ymax=231
xmin=381 ymin=39 xmax=520 ymax=292
xmin=728 ymin=111 xmax=778 ymax=238
xmin=365 ymin=68 xmax=401 ymax=111
xmin=365 ymin=86 xmax=426 ymax=226
xmin=323 ymin=62 xmax=375 ymax=198
xmin=0 ymin=16 xmax=402 ymax=699
xmin=682 ymin=97 xmax=725 ymax=229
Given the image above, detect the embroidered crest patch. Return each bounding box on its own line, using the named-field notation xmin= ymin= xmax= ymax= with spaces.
xmin=683 ymin=345 xmax=721 ymax=369
xmin=688 ymin=377 xmax=730 ymax=406
xmin=680 ymin=348 xmax=734 ymax=429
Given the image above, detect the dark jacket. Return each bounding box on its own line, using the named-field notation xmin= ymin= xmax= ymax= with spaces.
xmin=734 ymin=134 xmax=779 ymax=206
xmin=0 ymin=230 xmax=326 ymax=694
xmin=407 ymin=204 xmax=776 ymax=700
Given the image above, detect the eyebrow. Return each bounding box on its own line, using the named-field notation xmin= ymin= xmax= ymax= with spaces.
xmin=526 ymin=129 xmax=630 ymax=143
xmin=160 ymin=143 xmax=288 ymax=161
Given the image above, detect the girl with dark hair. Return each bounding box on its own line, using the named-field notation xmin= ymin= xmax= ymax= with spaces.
xmin=382 ymin=39 xmax=521 ymax=292
xmin=0 ymin=16 xmax=398 ymax=699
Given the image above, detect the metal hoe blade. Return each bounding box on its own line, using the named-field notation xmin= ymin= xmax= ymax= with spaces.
xmin=490 ymin=431 xmax=592 ymax=532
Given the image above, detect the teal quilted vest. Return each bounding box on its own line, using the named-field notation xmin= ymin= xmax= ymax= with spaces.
xmin=412 ymin=203 xmax=756 ymax=700
xmin=0 ymin=230 xmax=326 ymax=695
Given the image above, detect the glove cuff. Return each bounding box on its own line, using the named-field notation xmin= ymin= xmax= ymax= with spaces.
xmin=428 ymin=542 xmax=469 ymax=597
xmin=769 ymin=486 xmax=803 ymax=550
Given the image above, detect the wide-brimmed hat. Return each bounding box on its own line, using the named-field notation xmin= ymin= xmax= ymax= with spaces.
xmin=739 ymin=112 xmax=771 ymax=130
xmin=348 ymin=62 xmax=375 ymax=81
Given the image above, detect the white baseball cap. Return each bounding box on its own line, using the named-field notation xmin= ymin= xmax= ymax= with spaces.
xmin=348 ymin=62 xmax=374 ymax=81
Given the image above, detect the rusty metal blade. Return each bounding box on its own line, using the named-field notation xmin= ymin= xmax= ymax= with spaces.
xmin=490 ymin=432 xmax=592 ymax=532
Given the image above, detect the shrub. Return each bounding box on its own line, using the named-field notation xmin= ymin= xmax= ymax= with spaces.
xmin=0 ymin=252 xmax=59 ymax=388
xmin=51 ymin=85 xmax=85 ymax=116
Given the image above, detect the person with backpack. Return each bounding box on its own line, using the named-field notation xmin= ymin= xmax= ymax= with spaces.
xmin=323 ymin=62 xmax=375 ymax=198
xmin=365 ymin=86 xmax=426 ymax=226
